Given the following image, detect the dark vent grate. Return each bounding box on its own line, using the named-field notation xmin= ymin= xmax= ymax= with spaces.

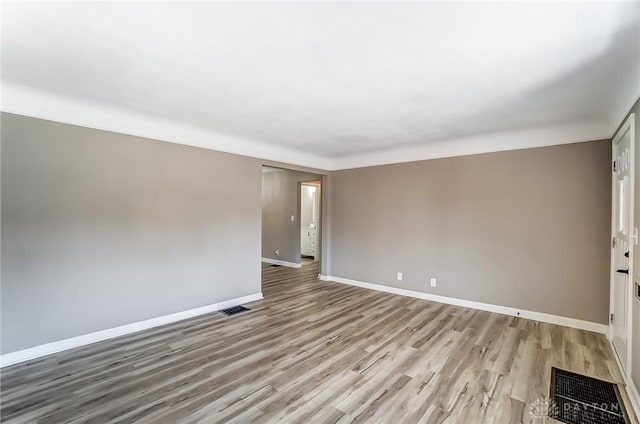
xmin=220 ymin=306 xmax=250 ymax=316
xmin=270 ymin=264 xmax=281 ymax=267
xmin=550 ymin=368 xmax=629 ymax=424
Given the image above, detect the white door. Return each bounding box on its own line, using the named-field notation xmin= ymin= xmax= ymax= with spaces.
xmin=611 ymin=115 xmax=635 ymax=374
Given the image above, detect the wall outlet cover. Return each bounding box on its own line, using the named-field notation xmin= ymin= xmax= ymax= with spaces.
xmin=397 ymin=272 xmax=403 ymax=281
xmin=430 ymin=277 xmax=437 ymax=287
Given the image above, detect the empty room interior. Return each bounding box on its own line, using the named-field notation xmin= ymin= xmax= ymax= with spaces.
xmin=2 ymin=1 xmax=640 ymax=423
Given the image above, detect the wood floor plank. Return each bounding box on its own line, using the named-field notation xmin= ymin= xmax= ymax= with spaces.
xmin=0 ymin=259 xmax=636 ymax=423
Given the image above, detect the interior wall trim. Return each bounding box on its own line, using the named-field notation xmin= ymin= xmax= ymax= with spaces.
xmin=1 ymin=83 xmax=612 ymax=171
xmin=330 ymin=121 xmax=611 ymax=170
xmin=1 ymin=82 xmax=331 ymax=170
xmin=318 ymin=274 xmax=609 ymax=334
xmin=0 ymin=292 xmax=264 ymax=368
xmin=608 ymin=338 xmax=640 ymax=420
xmin=627 ymin=377 xmax=640 ymax=421
xmin=261 ymin=257 xmax=302 ymax=268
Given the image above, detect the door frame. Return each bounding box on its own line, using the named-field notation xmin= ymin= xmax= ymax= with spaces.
xmin=609 ymin=112 xmax=636 ymax=378
xmin=299 ymin=180 xmax=322 ymax=262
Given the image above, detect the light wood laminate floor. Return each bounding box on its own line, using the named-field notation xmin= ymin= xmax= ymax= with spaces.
xmin=1 ymin=261 xmax=637 ymax=423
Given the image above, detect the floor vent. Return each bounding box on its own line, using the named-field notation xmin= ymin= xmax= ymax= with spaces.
xmin=550 ymin=367 xmax=629 ymax=424
xmin=270 ymin=264 xmax=281 ymax=267
xmin=220 ymin=306 xmax=250 ymax=316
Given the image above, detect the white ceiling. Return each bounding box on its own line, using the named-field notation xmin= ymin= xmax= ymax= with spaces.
xmin=2 ymin=1 xmax=639 ymax=170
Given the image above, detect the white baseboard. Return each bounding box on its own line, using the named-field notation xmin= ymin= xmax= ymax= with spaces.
xmin=0 ymin=292 xmax=263 ymax=368
xmin=628 ymin=378 xmax=640 ymax=421
xmin=319 ymin=274 xmax=608 ymax=334
xmin=627 ymin=379 xmax=640 ymax=420
xmin=607 ymin=338 xmax=640 ymax=420
xmin=261 ymin=257 xmax=301 ymax=268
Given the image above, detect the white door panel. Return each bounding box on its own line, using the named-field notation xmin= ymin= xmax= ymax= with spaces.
xmin=611 ymin=116 xmax=635 ymax=376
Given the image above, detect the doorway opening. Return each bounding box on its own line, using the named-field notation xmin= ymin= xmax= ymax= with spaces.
xmin=300 ymin=181 xmax=321 ymax=262
xmin=260 ymin=166 xmax=324 ymax=280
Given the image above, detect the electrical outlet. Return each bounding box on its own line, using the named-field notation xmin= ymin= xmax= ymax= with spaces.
xmin=290 ymin=215 xmax=295 ymax=222
xmin=275 ymin=250 xmax=280 ymax=256
xmin=397 ymin=272 xmax=403 ymax=281
xmin=430 ymin=277 xmax=437 ymax=287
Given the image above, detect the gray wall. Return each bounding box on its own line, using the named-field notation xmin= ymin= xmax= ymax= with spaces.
xmin=320 ymin=174 xmax=332 ymax=276
xmin=0 ymin=112 xmax=618 ymax=358
xmin=1 ymin=113 xmax=263 ymax=353
xmin=261 ymin=168 xmax=322 ymax=264
xmin=327 ymin=141 xmax=612 ymax=324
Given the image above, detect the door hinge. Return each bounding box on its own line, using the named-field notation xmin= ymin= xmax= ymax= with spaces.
xmin=613 ymin=237 xmax=617 ymax=248
xmin=610 ymin=313 xmax=615 ymax=323
xmin=613 ymin=160 xmax=617 ymax=172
